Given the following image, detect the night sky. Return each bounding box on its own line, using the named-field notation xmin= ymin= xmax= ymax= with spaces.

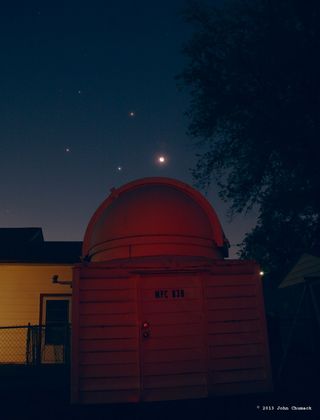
xmin=1 ymin=1 xmax=255 ymax=257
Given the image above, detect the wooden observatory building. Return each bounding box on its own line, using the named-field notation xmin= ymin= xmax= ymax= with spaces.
xmin=71 ymin=177 xmax=272 ymax=404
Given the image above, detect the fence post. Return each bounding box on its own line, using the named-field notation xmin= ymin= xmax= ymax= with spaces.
xmin=65 ymin=323 xmax=71 ymax=364
xmin=36 ymin=325 xmax=42 ymax=365
xmin=26 ymin=323 xmax=31 ymax=364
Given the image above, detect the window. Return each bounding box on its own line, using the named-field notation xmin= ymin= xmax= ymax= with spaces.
xmin=45 ymin=299 xmax=69 ymax=345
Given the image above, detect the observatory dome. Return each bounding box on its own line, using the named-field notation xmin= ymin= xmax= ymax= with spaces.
xmin=83 ymin=177 xmax=229 ymax=262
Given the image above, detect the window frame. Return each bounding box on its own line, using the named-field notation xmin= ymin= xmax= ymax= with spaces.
xmin=39 ymin=293 xmax=72 ymax=327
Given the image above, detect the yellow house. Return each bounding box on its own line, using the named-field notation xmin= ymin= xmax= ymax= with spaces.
xmin=0 ymin=228 xmax=81 ymax=364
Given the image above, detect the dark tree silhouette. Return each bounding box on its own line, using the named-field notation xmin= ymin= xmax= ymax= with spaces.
xmin=179 ymin=0 xmax=320 ymax=283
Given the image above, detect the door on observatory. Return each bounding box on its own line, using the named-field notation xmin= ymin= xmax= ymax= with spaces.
xmin=138 ymin=274 xmax=208 ymax=401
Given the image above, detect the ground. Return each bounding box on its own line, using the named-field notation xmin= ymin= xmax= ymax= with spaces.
xmin=0 ymin=365 xmax=318 ymax=420
xmin=0 ymin=386 xmax=318 ymax=419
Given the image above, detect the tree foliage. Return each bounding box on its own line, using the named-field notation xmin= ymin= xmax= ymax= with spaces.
xmin=179 ymin=0 xmax=320 ymax=280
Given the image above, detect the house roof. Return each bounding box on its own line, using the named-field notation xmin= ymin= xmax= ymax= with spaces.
xmin=0 ymin=227 xmax=44 ymax=244
xmin=0 ymin=228 xmax=82 ymax=264
xmin=279 ymin=253 xmax=320 ymax=288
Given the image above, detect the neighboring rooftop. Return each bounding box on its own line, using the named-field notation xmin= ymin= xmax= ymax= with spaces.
xmin=279 ymin=252 xmax=320 ymax=288
xmin=0 ymin=228 xmax=82 ymax=263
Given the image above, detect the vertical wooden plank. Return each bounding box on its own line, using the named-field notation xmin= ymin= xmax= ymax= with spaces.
xmin=139 ymin=274 xmax=208 ymax=401
xmin=135 ymin=274 xmax=144 ymax=400
xmin=204 ymin=262 xmax=273 ymax=395
xmin=200 ymin=274 xmax=210 ymax=396
xmin=75 ymin=267 xmax=140 ymax=404
xmin=255 ymin=268 xmax=273 ymax=391
xmin=71 ymin=266 xmax=80 ymax=403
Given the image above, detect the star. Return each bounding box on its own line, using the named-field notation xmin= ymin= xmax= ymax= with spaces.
xmin=128 ymin=111 xmax=135 ymax=118
xmin=77 ymin=90 xmax=82 ymax=94
xmin=65 ymin=147 xmax=71 ymax=153
xmin=117 ymin=166 xmax=123 ymax=171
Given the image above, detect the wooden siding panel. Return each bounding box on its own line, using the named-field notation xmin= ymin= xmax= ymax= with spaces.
xmin=213 ymin=369 xmax=267 ymax=384
xmin=143 ymin=360 xmax=205 ymax=376
xmin=209 ymin=343 xmax=264 ymax=358
xmin=208 ymin=320 xmax=261 ymax=334
xmin=207 ymin=263 xmax=257 ymax=276
xmin=143 ymin=348 xmax=204 ymax=363
xmin=206 ymin=285 xmax=257 ymax=298
xmin=80 ymin=364 xmax=139 ymax=378
xmin=79 ymin=338 xmax=137 ymax=352
xmin=142 ymin=386 xmax=208 ymax=402
xmin=206 ymin=297 xmax=257 ymax=310
xmin=143 ymin=335 xmax=203 ymax=350
xmin=150 ymin=324 xmax=202 ymax=337
xmin=80 ymin=377 xmax=140 ymax=391
xmin=139 ymin=276 xmax=199 ymax=289
xmin=79 ymin=313 xmax=136 ymax=326
xmin=143 ymin=373 xmax=207 ymax=389
xmin=209 ymin=356 xmax=265 ymax=371
xmin=208 ymin=332 xmax=263 ymax=346
xmin=205 ymin=270 xmax=272 ymax=398
xmin=205 ymin=275 xmax=256 ymax=286
xmin=80 ymin=289 xmax=135 ymax=302
xmin=207 ymin=308 xmax=260 ymax=321
xmin=79 ymin=278 xmax=132 ymax=290
xmin=74 ymin=272 xmax=140 ymax=404
xmin=80 ymin=326 xmax=137 ymax=339
xmin=79 ymin=350 xmax=138 ymax=365
xmin=79 ymin=302 xmax=136 ymax=315
xmin=72 ymin=265 xmax=272 ymax=403
xmin=145 ymin=312 xmax=203 ymax=325
xmin=78 ymin=268 xmax=129 ymax=278
xmin=141 ymin=299 xmax=202 ymax=313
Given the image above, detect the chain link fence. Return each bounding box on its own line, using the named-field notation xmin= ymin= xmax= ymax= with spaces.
xmin=0 ymin=324 xmax=70 ymax=365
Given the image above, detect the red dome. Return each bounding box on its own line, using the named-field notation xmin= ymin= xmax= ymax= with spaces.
xmin=83 ymin=177 xmax=229 ymax=261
